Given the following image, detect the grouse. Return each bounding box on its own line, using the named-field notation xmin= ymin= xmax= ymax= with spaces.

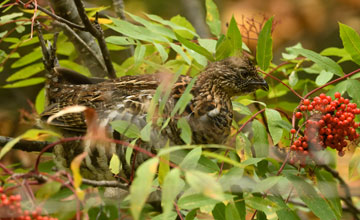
xmin=40 ymin=56 xmax=269 ymax=180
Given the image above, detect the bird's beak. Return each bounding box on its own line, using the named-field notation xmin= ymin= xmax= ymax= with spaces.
xmin=248 ymin=79 xmax=269 ymax=91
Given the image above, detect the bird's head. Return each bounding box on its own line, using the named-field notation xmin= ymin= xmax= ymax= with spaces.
xmin=201 ymin=56 xmax=269 ymax=96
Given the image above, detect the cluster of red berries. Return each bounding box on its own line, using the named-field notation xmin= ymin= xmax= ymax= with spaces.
xmin=290 ymin=92 xmax=360 ymax=166
xmin=0 ymin=187 xmax=57 ymax=220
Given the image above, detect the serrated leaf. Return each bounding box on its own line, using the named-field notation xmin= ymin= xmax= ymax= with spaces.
xmin=285 ymin=174 xmax=338 ymax=220
xmin=161 ymin=168 xmax=185 ymax=219
xmin=227 ymin=15 xmax=242 ymax=56
xmin=177 ymin=118 xmax=192 ymax=145
xmin=265 ymin=109 xmax=283 ymax=145
xmin=288 ymin=47 xmax=343 ymax=76
xmin=256 ymin=17 xmax=273 ymax=71
xmin=109 ymin=153 xmax=120 ymax=175
xmin=110 ymin=120 xmax=140 ymax=139
xmin=185 ymin=170 xmax=224 ymax=201
xmin=130 ymin=158 xmax=159 ymax=220
xmin=175 ymin=33 xmax=214 ymax=61
xmin=339 ymin=22 xmax=360 ymax=65
xmin=7 ymin=62 xmax=44 ymax=82
xmin=252 ymin=120 xmax=269 ymax=157
xmin=2 ymin=77 xmax=45 ymax=88
xmin=154 ymin=42 xmax=168 ymax=63
xmin=205 ymin=0 xmax=221 ymax=37
xmin=315 ymin=70 xmax=334 ymax=86
xmin=35 ymin=88 xmax=45 ymax=114
xmin=180 ymin=147 xmax=202 ymax=170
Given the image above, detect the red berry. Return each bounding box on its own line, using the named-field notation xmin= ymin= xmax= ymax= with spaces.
xmin=300 ymin=105 xmax=307 ymax=111
xmin=334 ymin=92 xmax=341 ymax=98
xmin=290 ymin=129 xmax=296 ymax=134
xmin=307 ymin=105 xmax=314 ymax=111
xmin=320 ymin=93 xmax=326 ymax=99
xmin=295 ymin=112 xmax=302 ymax=119
xmin=303 ymin=99 xmax=310 ymax=105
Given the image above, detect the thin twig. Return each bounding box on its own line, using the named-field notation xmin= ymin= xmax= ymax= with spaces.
xmin=17 ymin=0 xmax=86 ymax=31
xmin=73 ymin=0 xmax=116 ymax=79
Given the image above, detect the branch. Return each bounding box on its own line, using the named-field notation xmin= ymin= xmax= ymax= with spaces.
xmin=17 ymin=0 xmax=86 ymax=31
xmin=49 ymin=0 xmax=108 ymax=78
xmin=0 ymin=136 xmax=50 ymax=152
xmin=73 ymin=0 xmax=116 ymax=79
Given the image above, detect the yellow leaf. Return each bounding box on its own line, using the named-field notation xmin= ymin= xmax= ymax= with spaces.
xmin=70 ymin=152 xmax=88 ymax=189
xmin=89 ymin=17 xmax=113 ymax=24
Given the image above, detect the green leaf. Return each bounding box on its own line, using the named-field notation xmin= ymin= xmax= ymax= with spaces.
xmin=175 ymin=33 xmax=214 ymax=61
xmin=269 ymin=196 xmax=300 ymax=220
xmin=212 ymin=203 xmax=226 ymax=220
xmin=35 ymin=88 xmax=45 ymax=114
xmin=178 ymin=193 xmax=230 ymax=210
xmin=110 ymin=120 xmax=140 ymax=138
xmin=130 ymin=158 xmax=159 ymax=220
xmin=349 ymin=147 xmax=360 ymax=179
xmin=326 ymin=80 xmax=347 ymax=98
xmin=288 ymin=47 xmax=343 ymax=76
xmin=0 ymin=137 xmax=21 ymax=160
xmin=256 ymin=17 xmax=273 ymax=71
xmin=253 ymin=176 xmax=285 ymax=193
xmin=185 ymin=170 xmax=224 ymax=201
xmin=225 ymin=203 xmax=241 ymax=220
xmin=180 ymin=147 xmax=202 ymax=170
xmin=232 ymin=102 xmax=252 ymax=115
xmin=339 ymin=22 xmax=360 ymax=65
xmin=205 ymin=0 xmax=221 ymax=37
xmin=134 ymin=43 xmax=146 ymax=66
xmin=0 ymin=12 xmax=23 ymax=24
xmin=7 ymin=62 xmax=44 ymax=82
xmin=107 ymin=17 xmax=169 ymax=43
xmin=2 ymin=77 xmax=45 ymax=88
xmin=170 ymin=43 xmax=191 ymax=65
xmin=320 ymin=47 xmax=352 ymax=63
xmin=59 ymin=60 xmax=91 ymax=77
xmin=161 ymin=168 xmax=185 ymax=219
xmin=315 ymin=170 xmax=342 ymax=218
xmin=140 ymin=122 xmax=152 ymax=142
xmin=252 ymin=120 xmax=269 ymax=157
xmin=198 ymin=39 xmax=217 ymax=54
xmin=171 ymin=77 xmax=196 ymax=116
xmin=105 ymin=36 xmax=136 ymax=45
xmin=177 ymin=118 xmax=192 ymax=145
xmin=289 ymin=71 xmax=298 ymax=87
xmin=346 ymin=79 xmax=360 ymax=105
xmin=265 ymin=109 xmax=283 ymax=145
xmin=215 ymin=35 xmax=232 ymax=60
xmin=36 ymin=181 xmax=62 ymax=200
xmin=10 ymin=48 xmax=42 ymax=68
xmin=285 ymin=174 xmax=338 ymax=220
xmin=227 ymin=16 xmax=242 ymax=56
xmin=315 ymin=70 xmax=334 ymax=86
xmin=109 ymin=153 xmax=120 ymax=175
xmin=170 ymin=15 xmax=197 ymax=39
xmin=154 ymin=42 xmax=168 ymax=63
xmin=246 ymin=196 xmax=278 ymax=214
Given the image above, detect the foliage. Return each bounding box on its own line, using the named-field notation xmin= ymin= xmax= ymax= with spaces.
xmin=1 ymin=0 xmax=360 ymax=220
